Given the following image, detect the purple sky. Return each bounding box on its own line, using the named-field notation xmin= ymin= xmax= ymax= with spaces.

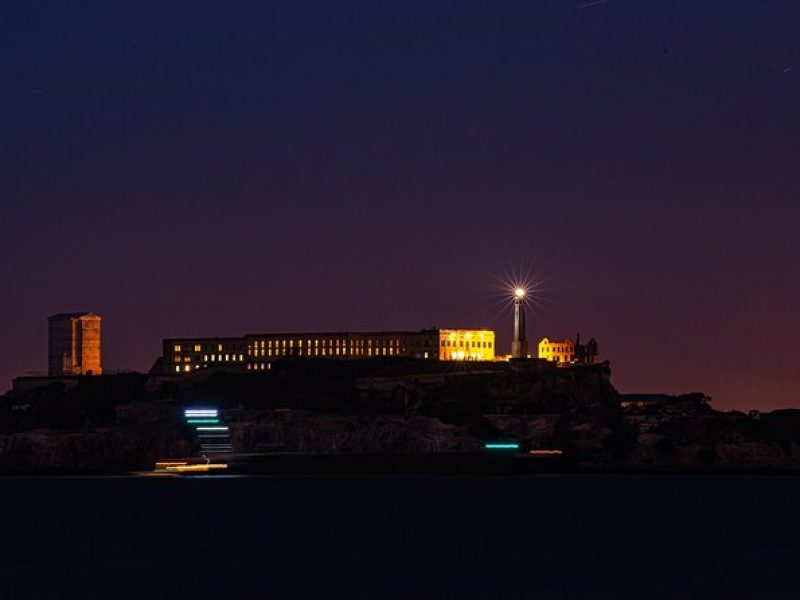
xmin=2 ymin=1 xmax=799 ymax=410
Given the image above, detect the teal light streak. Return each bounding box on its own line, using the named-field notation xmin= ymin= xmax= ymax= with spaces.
xmin=484 ymin=443 xmax=520 ymax=450
xmin=187 ymin=419 xmax=220 ymax=424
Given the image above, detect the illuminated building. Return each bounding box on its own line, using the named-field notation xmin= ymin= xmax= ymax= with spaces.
xmin=154 ymin=328 xmax=495 ymax=374
xmin=511 ymin=287 xmax=528 ymax=359
xmin=538 ymin=338 xmax=574 ymax=364
xmin=47 ymin=313 xmax=102 ymax=376
xmin=438 ymin=329 xmax=495 ymax=361
xmin=538 ymin=335 xmax=598 ymax=365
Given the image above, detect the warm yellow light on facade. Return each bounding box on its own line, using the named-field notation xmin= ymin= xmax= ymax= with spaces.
xmin=438 ymin=329 xmax=495 ymax=361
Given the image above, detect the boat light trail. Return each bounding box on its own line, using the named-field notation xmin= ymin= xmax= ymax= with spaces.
xmin=184 ymin=409 xmax=218 ymax=417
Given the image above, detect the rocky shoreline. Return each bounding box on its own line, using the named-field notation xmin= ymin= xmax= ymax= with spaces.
xmin=1 ymin=360 xmax=798 ymax=474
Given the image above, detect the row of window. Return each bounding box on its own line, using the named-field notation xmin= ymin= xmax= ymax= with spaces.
xmin=253 ymin=338 xmax=403 ymax=348
xmin=253 ymin=347 xmax=403 ymax=357
xmin=542 ymin=346 xmax=572 ymax=353
xmin=248 ymin=363 xmax=272 ymax=371
xmin=174 ymin=343 xmax=238 ymax=353
xmin=175 ymin=354 xmax=245 ymax=363
xmin=441 ymin=339 xmax=492 ymax=348
xmin=172 ymin=347 xmax=432 ymax=372
xmin=444 ymin=351 xmax=491 ymax=360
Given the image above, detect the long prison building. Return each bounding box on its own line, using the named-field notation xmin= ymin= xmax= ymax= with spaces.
xmin=153 ymin=328 xmax=496 ymax=374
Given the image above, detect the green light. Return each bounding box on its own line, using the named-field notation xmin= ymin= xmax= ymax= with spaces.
xmin=186 ymin=419 xmax=219 ymax=424
xmin=484 ymin=443 xmax=519 ymax=450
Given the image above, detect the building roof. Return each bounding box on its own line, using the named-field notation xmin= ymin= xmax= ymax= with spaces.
xmin=48 ymin=312 xmax=101 ymax=320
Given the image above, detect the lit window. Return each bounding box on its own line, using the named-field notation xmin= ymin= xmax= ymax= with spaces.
xmin=174 ymin=345 xmax=181 ymax=352
xmin=218 ymin=344 xmax=223 ymax=352
xmin=175 ymin=366 xmax=180 ymax=373
xmin=194 ymin=345 xmax=201 ymax=352
xmin=239 ymin=354 xmax=243 ymax=361
xmin=174 ymin=357 xmax=181 ymax=363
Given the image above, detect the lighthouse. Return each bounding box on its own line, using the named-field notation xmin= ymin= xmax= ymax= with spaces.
xmin=511 ymin=287 xmax=528 ymax=359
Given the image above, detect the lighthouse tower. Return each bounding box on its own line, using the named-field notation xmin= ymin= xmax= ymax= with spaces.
xmin=511 ymin=288 xmax=528 ymax=359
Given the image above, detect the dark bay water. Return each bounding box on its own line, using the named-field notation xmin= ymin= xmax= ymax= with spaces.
xmin=1 ymin=474 xmax=799 ymax=598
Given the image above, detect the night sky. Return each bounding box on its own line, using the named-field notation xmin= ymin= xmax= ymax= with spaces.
xmin=2 ymin=1 xmax=798 ymax=410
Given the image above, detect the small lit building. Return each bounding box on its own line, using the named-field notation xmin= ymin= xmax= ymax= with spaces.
xmin=155 ymin=328 xmax=496 ymax=374
xmin=538 ymin=335 xmax=598 ymax=365
xmin=538 ymin=338 xmax=574 ymax=364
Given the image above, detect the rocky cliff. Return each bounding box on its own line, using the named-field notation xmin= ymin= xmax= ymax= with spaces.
xmin=1 ymin=361 xmax=798 ymax=473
